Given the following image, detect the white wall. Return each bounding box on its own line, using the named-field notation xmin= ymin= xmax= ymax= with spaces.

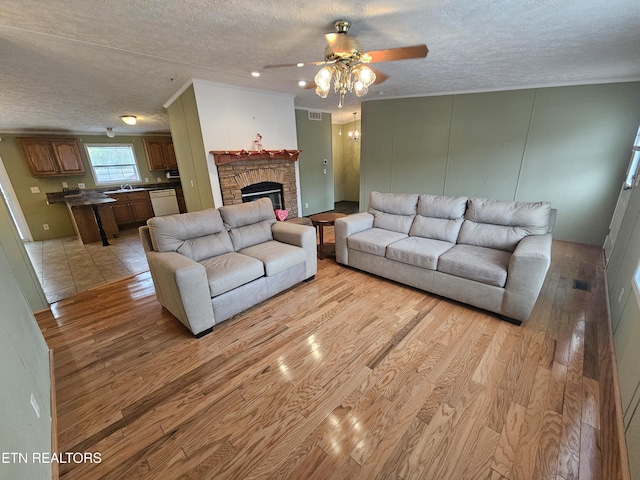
xmin=0 ymin=195 xmax=51 ymax=479
xmin=191 ymin=79 xmax=299 ymax=209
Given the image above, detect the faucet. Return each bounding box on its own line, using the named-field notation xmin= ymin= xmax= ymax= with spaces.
xmin=120 ymin=184 xmax=133 ymax=191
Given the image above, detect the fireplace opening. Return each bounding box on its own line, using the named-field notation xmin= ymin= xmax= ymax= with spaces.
xmin=241 ymin=181 xmax=284 ymax=210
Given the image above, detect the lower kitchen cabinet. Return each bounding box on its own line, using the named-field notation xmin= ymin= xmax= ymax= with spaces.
xmin=108 ymin=191 xmax=154 ymax=226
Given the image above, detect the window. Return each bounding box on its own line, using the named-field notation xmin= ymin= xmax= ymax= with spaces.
xmin=85 ymin=144 xmax=141 ymax=185
xmin=624 ymin=126 xmax=640 ymax=190
xmin=624 ymin=148 xmax=640 ymax=190
xmin=634 ymin=259 xmax=640 ymax=309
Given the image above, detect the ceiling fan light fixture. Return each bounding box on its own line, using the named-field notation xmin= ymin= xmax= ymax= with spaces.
xmin=120 ymin=115 xmax=137 ymax=125
xmin=354 ymin=64 xmax=376 ymax=86
xmin=314 ymin=66 xmax=333 ymax=98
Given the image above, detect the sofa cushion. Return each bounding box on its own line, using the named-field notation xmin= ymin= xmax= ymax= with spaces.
xmin=416 ymin=194 xmax=468 ymax=219
xmin=409 ymin=193 xmax=467 ymax=243
xmin=386 ymin=237 xmax=455 ymax=270
xmin=438 ymin=244 xmax=511 ymax=288
xmin=200 ymin=252 xmax=264 ymax=297
xmin=368 ymin=191 xmax=418 ymax=234
xmin=458 ymin=198 xmax=551 ymax=252
xmin=410 ymin=216 xmax=464 ymax=244
xmin=219 ymin=198 xmax=277 ymax=251
xmin=239 ymin=240 xmax=306 ymax=276
xmin=347 ymin=228 xmax=408 ymax=257
xmin=147 ymin=208 xmax=233 ymax=262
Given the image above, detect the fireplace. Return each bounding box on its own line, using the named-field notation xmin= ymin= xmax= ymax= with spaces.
xmin=217 ymin=157 xmax=299 ymax=217
xmin=241 ymin=181 xmax=284 ymax=209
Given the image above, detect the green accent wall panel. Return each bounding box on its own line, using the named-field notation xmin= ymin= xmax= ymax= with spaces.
xmin=360 ymin=100 xmax=395 ymax=208
xmin=445 ymin=89 xmax=535 ymax=200
xmin=391 ymin=96 xmax=453 ymax=195
xmin=167 ymin=84 xmax=214 ymax=212
xmin=296 ymin=109 xmax=333 ymax=216
xmin=360 ymin=82 xmax=640 ymax=245
xmin=517 ymin=83 xmax=640 ymax=245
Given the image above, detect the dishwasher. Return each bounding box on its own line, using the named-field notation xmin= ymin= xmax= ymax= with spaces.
xmin=149 ymin=189 xmax=180 ymax=216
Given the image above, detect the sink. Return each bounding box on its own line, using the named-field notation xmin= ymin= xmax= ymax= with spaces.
xmin=104 ymin=188 xmax=147 ymax=194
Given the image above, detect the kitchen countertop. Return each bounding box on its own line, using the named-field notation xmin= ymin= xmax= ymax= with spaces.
xmin=46 ymin=182 xmax=181 ymax=205
xmin=62 ymin=194 xmax=116 ymax=207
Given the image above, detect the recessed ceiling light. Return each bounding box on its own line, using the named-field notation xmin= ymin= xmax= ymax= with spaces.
xmin=298 ymin=80 xmax=307 ymax=87
xmin=251 ymin=71 xmax=261 ymax=78
xmin=296 ymin=63 xmax=304 ymax=68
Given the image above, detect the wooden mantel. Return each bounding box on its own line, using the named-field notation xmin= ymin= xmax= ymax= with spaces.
xmin=212 ymin=150 xmax=301 ymax=166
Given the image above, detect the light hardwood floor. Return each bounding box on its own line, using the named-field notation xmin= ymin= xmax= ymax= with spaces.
xmin=36 ymin=239 xmax=626 ymax=479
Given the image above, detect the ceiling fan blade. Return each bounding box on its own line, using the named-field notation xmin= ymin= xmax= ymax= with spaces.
xmin=263 ymin=60 xmax=328 ymax=69
xmin=364 ymin=44 xmax=428 ymax=63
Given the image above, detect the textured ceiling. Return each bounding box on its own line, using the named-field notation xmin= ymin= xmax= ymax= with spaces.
xmin=1 ymin=0 xmax=639 ymax=134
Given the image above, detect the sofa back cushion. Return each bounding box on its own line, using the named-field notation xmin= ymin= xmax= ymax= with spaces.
xmin=367 ymin=191 xmax=418 ymax=234
xmin=410 ymin=194 xmax=468 ymax=243
xmin=147 ymin=208 xmax=233 ymax=262
xmin=458 ymin=198 xmax=551 ymax=252
xmin=219 ymin=197 xmax=276 ymax=250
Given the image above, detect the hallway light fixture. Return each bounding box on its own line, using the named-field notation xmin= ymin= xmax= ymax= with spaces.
xmin=347 ymin=112 xmax=360 ymax=142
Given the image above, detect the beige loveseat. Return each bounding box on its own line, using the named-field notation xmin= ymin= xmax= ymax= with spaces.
xmin=139 ymin=198 xmax=317 ymax=336
xmin=335 ymin=192 xmax=552 ymax=324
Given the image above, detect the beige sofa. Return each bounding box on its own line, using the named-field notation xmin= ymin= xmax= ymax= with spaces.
xmin=139 ymin=198 xmax=317 ymax=336
xmin=335 ymin=192 xmax=552 ymax=324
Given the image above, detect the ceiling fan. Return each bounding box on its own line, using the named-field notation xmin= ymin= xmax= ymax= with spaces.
xmin=264 ymin=20 xmax=429 ymax=108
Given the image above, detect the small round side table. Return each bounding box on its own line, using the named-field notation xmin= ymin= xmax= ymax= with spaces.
xmin=309 ymin=212 xmax=346 ymax=259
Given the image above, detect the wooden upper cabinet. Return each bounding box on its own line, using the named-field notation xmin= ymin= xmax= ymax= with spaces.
xmin=142 ymin=138 xmax=177 ymax=170
xmin=20 ymin=138 xmax=85 ymax=177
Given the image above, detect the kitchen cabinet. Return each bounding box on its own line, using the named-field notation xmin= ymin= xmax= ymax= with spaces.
xmin=108 ymin=191 xmax=154 ymax=226
xmin=142 ymin=138 xmax=177 ymax=170
xmin=19 ymin=138 xmax=85 ymax=177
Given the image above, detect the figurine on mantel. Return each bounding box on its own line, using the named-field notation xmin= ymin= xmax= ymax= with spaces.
xmin=253 ymin=133 xmax=263 ymax=151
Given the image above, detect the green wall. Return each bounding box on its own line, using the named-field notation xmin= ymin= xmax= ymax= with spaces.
xmin=296 ymin=110 xmax=334 ymax=215
xmin=332 ymin=119 xmax=360 ymax=202
xmin=0 ymin=195 xmax=52 ymax=479
xmin=360 ymin=82 xmax=640 ymax=245
xmin=0 ymin=133 xmax=175 ymax=241
xmin=166 ymin=84 xmax=214 ymax=212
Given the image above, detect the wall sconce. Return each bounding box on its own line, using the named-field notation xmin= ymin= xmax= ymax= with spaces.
xmin=120 ymin=115 xmax=137 ymax=125
xmin=106 ymin=127 xmax=115 ymax=138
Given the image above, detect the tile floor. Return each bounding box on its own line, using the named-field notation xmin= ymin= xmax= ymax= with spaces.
xmin=25 ymin=228 xmax=149 ymax=304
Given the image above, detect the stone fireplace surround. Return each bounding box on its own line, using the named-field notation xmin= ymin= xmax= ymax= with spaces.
xmin=217 ymin=158 xmax=299 ymax=218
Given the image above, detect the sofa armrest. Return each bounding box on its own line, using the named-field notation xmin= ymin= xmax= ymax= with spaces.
xmin=272 ymin=222 xmax=317 ymax=279
xmin=145 ymin=251 xmax=214 ymax=336
xmin=334 ymin=212 xmax=374 ymax=265
xmin=502 ymin=233 xmax=552 ymax=322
